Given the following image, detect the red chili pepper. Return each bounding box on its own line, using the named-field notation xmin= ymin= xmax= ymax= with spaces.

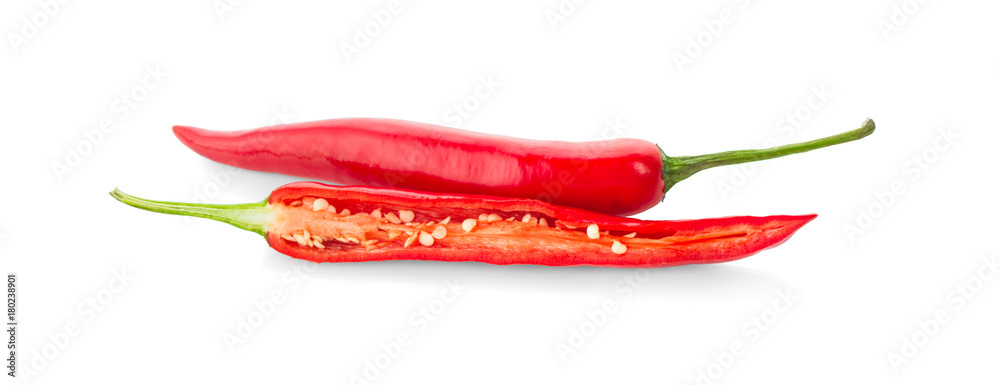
xmin=110 ymin=182 xmax=815 ymax=268
xmin=173 ymin=118 xmax=874 ymax=216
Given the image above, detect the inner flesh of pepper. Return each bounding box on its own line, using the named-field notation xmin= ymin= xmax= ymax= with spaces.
xmin=271 ymin=197 xmax=757 ymax=254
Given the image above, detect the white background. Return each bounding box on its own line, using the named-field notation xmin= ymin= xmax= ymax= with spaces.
xmin=2 ymin=0 xmax=998 ymax=384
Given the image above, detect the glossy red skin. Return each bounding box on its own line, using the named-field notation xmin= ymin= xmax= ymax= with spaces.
xmin=174 ymin=118 xmax=665 ymax=216
xmin=264 ymin=182 xmax=816 ymax=268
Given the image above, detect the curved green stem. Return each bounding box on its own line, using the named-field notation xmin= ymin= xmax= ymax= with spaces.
xmin=109 ymin=188 xmax=272 ymax=236
xmin=661 ymin=118 xmax=876 ymax=195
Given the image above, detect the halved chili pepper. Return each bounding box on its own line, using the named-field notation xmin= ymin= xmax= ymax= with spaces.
xmin=173 ymin=118 xmax=874 ymax=216
xmin=109 ymin=182 xmax=816 ymax=268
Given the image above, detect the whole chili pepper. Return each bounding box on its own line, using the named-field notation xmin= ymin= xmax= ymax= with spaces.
xmin=110 ymin=182 xmax=816 ymax=268
xmin=173 ymin=118 xmax=874 ymax=216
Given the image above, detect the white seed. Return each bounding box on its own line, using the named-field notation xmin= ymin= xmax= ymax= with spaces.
xmin=345 ymin=235 xmax=361 ymax=244
xmin=326 ymin=205 xmax=338 ymax=213
xmin=462 ymin=218 xmax=477 ymax=232
xmin=315 ymin=243 xmax=325 ymax=249
xmin=623 ymin=232 xmax=637 ymax=238
xmin=612 ymin=240 xmax=627 ymax=255
xmin=522 ymin=214 xmax=532 ymax=223
xmin=440 ymin=216 xmax=451 ymax=224
xmin=418 ymin=231 xmax=434 ymax=246
xmin=404 ymin=232 xmax=418 ymax=247
xmin=398 ymin=210 xmax=415 ymax=223
xmin=431 ymin=225 xmax=447 ymax=240
xmin=384 ymin=212 xmax=402 ymax=224
xmin=312 ymin=198 xmax=329 ymax=211
xmin=528 ymin=217 xmax=539 ymax=226
xmin=587 ymin=224 xmax=600 ymax=239
xmin=302 ymin=229 xmax=311 ymax=240
xmin=506 ymin=216 xmax=515 ymax=221
xmin=370 ymin=208 xmax=382 ymax=219
xmin=487 ymin=213 xmax=502 ymax=222
xmin=302 ymin=197 xmax=316 ymax=206
xmin=281 ymin=234 xmax=295 ymax=241
xmin=289 ymin=200 xmax=302 ymax=207
xmin=538 ymin=218 xmax=548 ymax=227
xmin=293 ymin=233 xmax=307 ymax=246
xmin=387 ymin=230 xmax=403 ymax=240
xmin=340 ymin=209 xmax=351 ymax=216
xmin=478 ymin=213 xmax=489 ymax=222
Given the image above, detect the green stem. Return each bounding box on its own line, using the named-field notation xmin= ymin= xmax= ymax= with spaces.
xmin=660 ymin=118 xmax=875 ymax=195
xmin=109 ymin=188 xmax=272 ymax=236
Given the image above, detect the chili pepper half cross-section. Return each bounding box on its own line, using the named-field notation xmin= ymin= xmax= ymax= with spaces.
xmin=110 ymin=182 xmax=816 ymax=268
